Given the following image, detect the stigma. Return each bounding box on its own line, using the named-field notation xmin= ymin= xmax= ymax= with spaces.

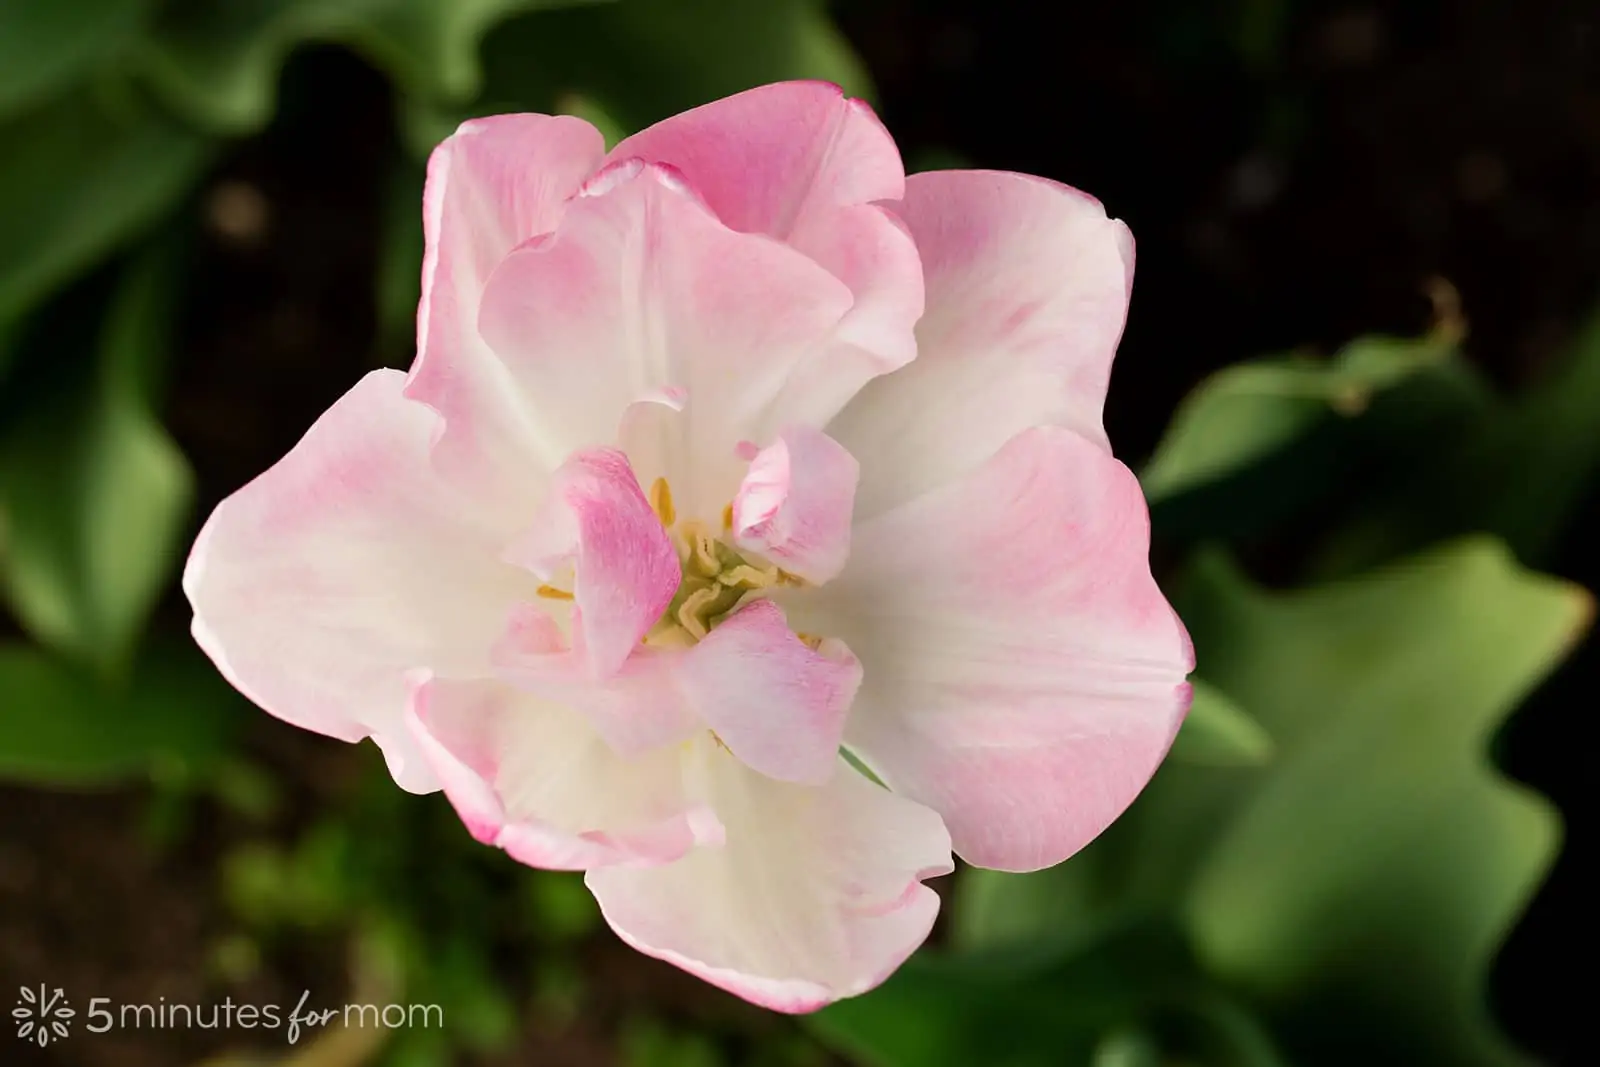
xmin=645 ymin=477 xmax=802 ymax=643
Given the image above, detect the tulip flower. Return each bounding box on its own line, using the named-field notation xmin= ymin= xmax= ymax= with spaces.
xmin=185 ymin=81 xmax=1193 ymax=1009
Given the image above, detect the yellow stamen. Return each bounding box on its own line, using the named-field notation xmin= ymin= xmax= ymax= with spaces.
xmin=536 ymin=584 xmax=573 ymax=601
xmin=649 ymin=477 xmax=676 ymax=528
xmin=721 ymin=502 xmax=734 ymax=532
xmin=795 ymin=632 xmax=824 ymax=650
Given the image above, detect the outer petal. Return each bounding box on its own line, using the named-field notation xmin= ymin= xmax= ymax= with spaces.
xmin=586 ymin=744 xmax=952 ymax=1012
xmin=406 ymin=115 xmax=606 ymax=498
xmin=505 ymin=447 xmax=680 ymax=678
xmin=794 ymin=427 xmax=1193 ymax=872
xmin=732 ymin=426 xmax=859 ymax=584
xmin=477 ymin=161 xmax=854 ymax=519
xmin=611 ymin=81 xmax=925 ymax=429
xmin=183 ymin=370 xmax=537 ymax=792
xmin=829 ymin=170 xmax=1135 ymax=517
xmin=407 ymin=674 xmax=720 ymax=870
xmin=609 ymin=81 xmax=903 ymax=246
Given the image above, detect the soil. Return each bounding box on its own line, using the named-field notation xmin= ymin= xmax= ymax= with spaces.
xmin=4 ymin=1 xmax=1595 ymax=1064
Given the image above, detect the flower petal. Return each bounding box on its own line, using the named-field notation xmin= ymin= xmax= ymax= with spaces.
xmin=610 ymin=81 xmax=925 ymax=429
xmin=407 ymin=674 xmax=719 ymax=870
xmin=505 ymin=447 xmax=680 ymax=678
xmin=492 ymin=605 xmax=702 ymax=757
xmin=477 ymin=161 xmax=853 ymax=519
xmin=829 ymin=170 xmax=1134 ymax=517
xmin=406 ymin=114 xmax=606 ymax=497
xmin=496 ymin=599 xmax=857 ymax=785
xmin=732 ymin=426 xmax=859 ymax=584
xmin=608 ymin=81 xmax=903 ymax=243
xmin=796 ymin=426 xmax=1193 ymax=872
xmin=678 ymin=599 xmax=861 ymax=785
xmin=183 ymin=370 xmax=537 ymax=792
xmin=586 ymin=744 xmax=952 ymax=1012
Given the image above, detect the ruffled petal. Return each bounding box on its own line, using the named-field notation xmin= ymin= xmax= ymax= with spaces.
xmin=183 ymin=370 xmax=537 ymax=792
xmin=830 ymin=170 xmax=1134 ymax=517
xmin=795 ymin=426 xmax=1193 ymax=871
xmin=678 ymin=600 xmax=860 ymax=785
xmin=586 ymin=743 xmax=952 ymax=1012
xmin=477 ymin=160 xmax=853 ymax=519
xmin=504 ymin=447 xmax=680 ymax=678
xmin=406 ymin=114 xmax=606 ymax=500
xmin=610 ymin=81 xmax=924 ymax=431
xmin=496 ymin=600 xmax=856 ymax=786
xmin=491 ymin=605 xmax=702 ymax=757
xmin=732 ymin=426 xmax=859 ymax=584
xmin=608 ymin=80 xmax=903 ymax=243
xmin=407 ymin=673 xmax=719 ymax=870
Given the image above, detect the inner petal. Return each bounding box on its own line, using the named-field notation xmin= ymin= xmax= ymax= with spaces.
xmin=475 ymin=160 xmax=855 ymax=521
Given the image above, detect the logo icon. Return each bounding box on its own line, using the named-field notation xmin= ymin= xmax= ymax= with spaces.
xmin=14 ymin=986 xmax=74 ymax=1047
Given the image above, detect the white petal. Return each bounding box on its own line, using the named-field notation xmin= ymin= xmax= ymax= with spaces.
xmin=184 ymin=370 xmax=536 ymax=792
xmin=586 ymin=742 xmax=952 ymax=1012
xmin=830 ymin=170 xmax=1134 ymax=517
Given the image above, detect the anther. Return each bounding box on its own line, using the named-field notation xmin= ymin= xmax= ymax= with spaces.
xmin=649 ymin=477 xmax=676 ymax=528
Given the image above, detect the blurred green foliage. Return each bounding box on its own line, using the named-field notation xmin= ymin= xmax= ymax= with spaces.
xmin=0 ymin=1 xmax=1593 ymax=1065
xmin=1141 ymin=330 xmax=1458 ymax=503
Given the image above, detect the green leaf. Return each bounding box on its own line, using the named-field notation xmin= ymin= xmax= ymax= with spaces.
xmin=1168 ymin=678 xmax=1274 ymax=766
xmin=810 ymin=924 xmax=1283 ymax=1067
xmin=0 ymin=0 xmax=153 ymax=119
xmin=140 ymin=0 xmax=613 ymax=134
xmin=1173 ymin=540 xmax=1583 ymax=1066
xmin=1307 ymin=304 xmax=1600 ymax=577
xmin=1461 ymin=305 xmax=1600 ymax=561
xmin=1141 ymin=332 xmax=1455 ymax=503
xmin=0 ymin=253 xmax=195 ymax=672
xmin=0 ymin=638 xmax=240 ymax=785
xmin=474 ymin=0 xmax=873 ymax=141
xmin=0 ymin=88 xmax=210 ymax=325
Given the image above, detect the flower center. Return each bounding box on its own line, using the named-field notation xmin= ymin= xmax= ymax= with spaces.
xmin=644 ymin=477 xmax=802 ymax=645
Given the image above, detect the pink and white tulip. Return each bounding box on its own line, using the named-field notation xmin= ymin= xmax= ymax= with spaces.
xmin=184 ymin=81 xmax=1193 ymax=1010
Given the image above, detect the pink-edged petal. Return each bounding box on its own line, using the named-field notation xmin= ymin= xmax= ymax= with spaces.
xmin=493 ymin=605 xmax=701 ymax=757
xmin=732 ymin=426 xmax=859 ymax=584
xmin=477 ymin=161 xmax=853 ymax=519
xmin=610 ymin=81 xmax=925 ymax=429
xmin=796 ymin=426 xmax=1193 ymax=872
xmin=183 ymin=370 xmax=538 ymax=793
xmin=678 ymin=599 xmax=861 ymax=785
xmin=608 ymin=81 xmax=904 ymax=240
xmin=406 ymin=114 xmax=606 ymax=493
xmin=586 ymin=743 xmax=952 ymax=1012
xmin=830 ymin=170 xmax=1135 ymax=517
xmin=496 ymin=599 xmax=857 ymax=785
xmin=407 ymin=673 xmax=720 ymax=870
xmin=505 ymin=447 xmax=679 ymax=678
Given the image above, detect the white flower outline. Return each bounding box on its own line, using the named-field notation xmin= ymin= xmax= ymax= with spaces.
xmin=13 ymin=985 xmax=74 ymax=1047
